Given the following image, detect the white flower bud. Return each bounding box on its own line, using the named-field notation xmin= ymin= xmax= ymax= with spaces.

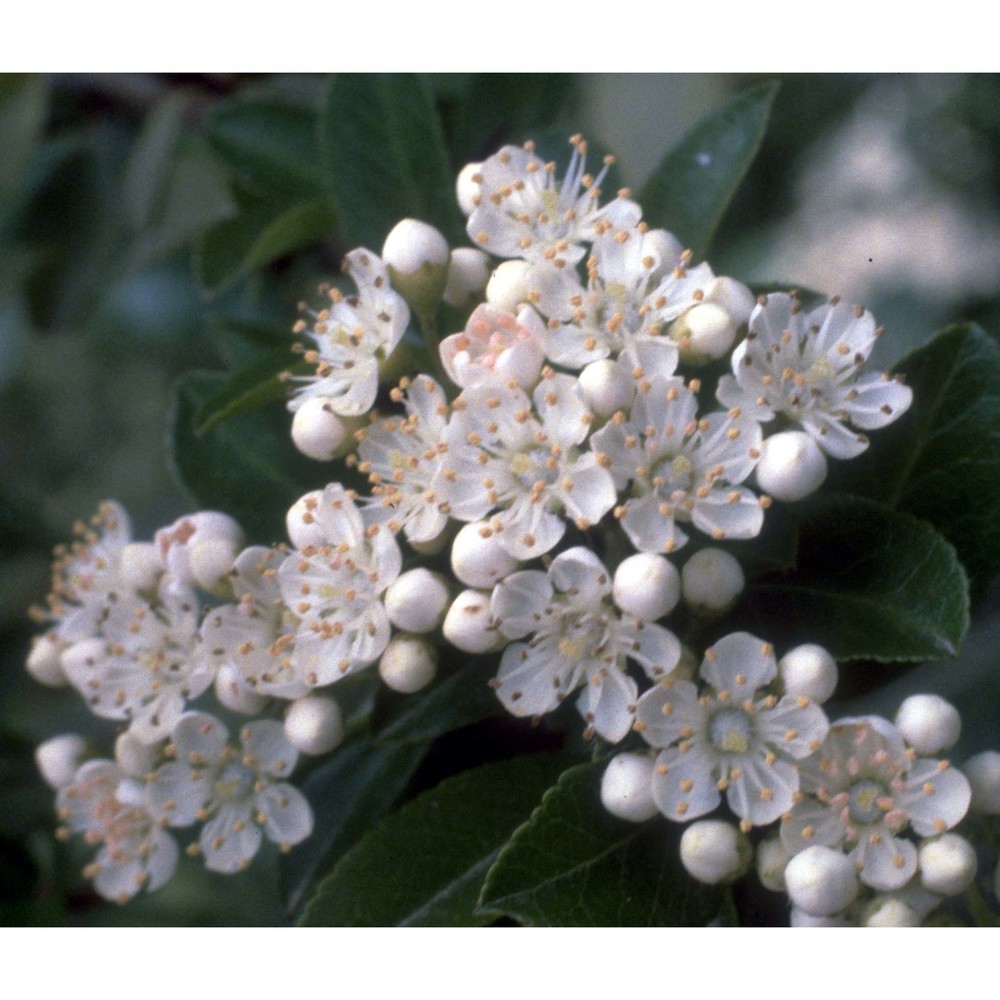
xmin=156 ymin=511 xmax=244 ymax=592
xmin=671 ymin=303 xmax=738 ymax=364
xmin=188 ymin=539 xmax=239 ymax=593
xmin=443 ymin=247 xmax=492 ymax=310
xmin=778 ymin=644 xmax=838 ymax=704
xmin=451 ymin=522 xmax=519 ymax=589
xmin=755 ymin=431 xmax=828 ymax=502
xmin=60 ymin=637 xmax=106 ymax=685
xmin=963 ymin=750 xmax=1000 ymax=814
xmin=456 ymin=162 xmax=482 ymax=216
xmin=894 ymin=694 xmax=962 ymax=755
xmin=486 ymin=260 xmax=532 ymax=312
xmin=600 ymin=752 xmax=658 ymax=823
xmin=442 ymin=589 xmax=500 ymax=654
xmin=681 ymin=547 xmax=745 ymax=615
xmin=286 ymin=490 xmax=326 ymax=550
xmin=291 ymin=397 xmax=350 ymax=462
xmin=35 ymin=734 xmax=89 ymax=789
xmin=705 ymin=276 xmax=755 ymax=328
xmin=215 ymin=662 xmax=270 ymax=716
xmin=756 ymin=834 xmax=793 ymax=893
xmin=578 ymin=359 xmax=635 ymax=418
xmin=407 ymin=525 xmax=452 ymax=556
xmin=379 ymin=634 xmax=439 ymax=694
xmin=284 ymin=695 xmax=345 ymax=756
xmin=612 ymin=552 xmax=680 ymax=622
xmin=382 ymin=218 xmax=449 ymax=316
xmin=643 ymin=228 xmax=685 ymax=284
xmin=790 ymin=907 xmax=851 ymax=927
xmin=114 ymin=731 xmax=160 ymax=777
xmin=918 ymin=833 xmax=977 ymax=896
xmin=26 ymin=635 xmax=67 ymax=687
xmin=119 ymin=542 xmax=162 ymax=590
xmin=384 ymin=569 xmax=450 ymax=634
xmin=679 ymin=819 xmax=752 ymax=885
xmin=861 ymin=897 xmax=921 ymax=927
xmin=785 ymin=846 xmax=859 ymax=917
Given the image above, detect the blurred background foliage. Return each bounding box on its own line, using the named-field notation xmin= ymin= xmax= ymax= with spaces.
xmin=1 ymin=72 xmax=998 ymax=925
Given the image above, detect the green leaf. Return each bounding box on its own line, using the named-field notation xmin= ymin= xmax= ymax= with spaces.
xmin=170 ymin=371 xmax=320 ymax=544
xmin=320 ymin=74 xmax=463 ymax=248
xmin=193 ymin=350 xmax=301 ymax=435
xmin=281 ymin=737 xmax=428 ymax=917
xmin=829 ymin=324 xmax=1000 ymax=604
xmin=479 ymin=761 xmax=734 ymax=926
xmin=639 ymin=81 xmax=779 ymax=260
xmin=742 ymin=495 xmax=969 ymax=662
xmin=300 ymin=752 xmax=577 ymax=926
xmin=0 ymin=75 xmax=49 ymax=206
xmin=208 ymin=315 xmax=292 ymax=369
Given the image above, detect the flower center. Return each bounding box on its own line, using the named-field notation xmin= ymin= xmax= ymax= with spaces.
xmin=214 ymin=762 xmax=253 ymax=803
xmin=847 ymin=779 xmax=887 ymax=825
xmin=709 ymin=708 xmax=753 ymax=755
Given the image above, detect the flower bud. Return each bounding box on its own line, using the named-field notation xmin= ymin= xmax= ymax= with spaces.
xmin=456 ymin=162 xmax=482 ymax=216
xmin=918 ymin=833 xmax=977 ymax=896
xmin=705 ymin=276 xmax=755 ymax=328
xmin=485 ymin=260 xmax=532 ymax=312
xmin=894 ymin=694 xmax=962 ymax=756
xmin=681 ymin=547 xmax=745 ymax=615
xmin=671 ymin=303 xmax=738 ymax=364
xmin=378 ymin=634 xmax=439 ymax=694
xmin=442 ymin=589 xmax=500 ymax=654
xmin=156 ymin=511 xmax=244 ymax=592
xmin=215 ymin=662 xmax=270 ymax=716
xmin=963 ymin=750 xmax=1000 ymax=814
xmin=291 ymin=397 xmax=350 ymax=461
xmin=407 ymin=524 xmax=452 ymax=556
xmin=578 ymin=359 xmax=635 ymax=418
xmin=443 ymin=248 xmax=492 ymax=310
xmin=860 ymin=897 xmax=921 ymax=927
xmin=286 ymin=490 xmax=326 ymax=550
xmin=284 ymin=695 xmax=345 ymax=756
xmin=119 ymin=542 xmax=162 ymax=591
xmin=383 ymin=569 xmax=450 ymax=634
xmin=382 ymin=218 xmax=449 ymax=317
xmin=600 ymin=752 xmax=658 ymax=823
xmin=36 ymin=734 xmax=89 ymax=789
xmin=60 ymin=637 xmax=107 ymax=688
xmin=755 ymin=431 xmax=828 ymax=502
xmin=26 ymin=635 xmax=67 ymax=687
xmin=679 ymin=820 xmax=752 ymax=885
xmin=790 ymin=908 xmax=851 ymax=927
xmin=755 ymin=834 xmax=793 ymax=892
xmin=643 ymin=228 xmax=685 ymax=284
xmin=114 ymin=731 xmax=160 ymax=777
xmin=784 ymin=845 xmax=859 ymax=917
xmin=451 ymin=522 xmax=519 ymax=589
xmin=778 ymin=644 xmax=838 ymax=704
xmin=612 ymin=552 xmax=680 ymax=622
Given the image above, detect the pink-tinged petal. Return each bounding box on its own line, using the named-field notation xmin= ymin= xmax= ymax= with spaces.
xmin=634 ymin=679 xmax=704 ymax=748
xmin=491 ymin=570 xmax=553 ymax=640
xmin=576 ymin=666 xmax=637 ymax=743
xmin=701 ymin=632 xmax=777 ymax=694
xmin=651 ymin=744 xmax=721 ymax=822
xmin=754 ymin=697 xmax=830 ymax=761
xmin=898 ymin=760 xmax=971 ymax=836
xmin=726 ymin=755 xmax=799 ymax=826
xmin=256 ymin=783 xmax=314 ymax=847
xmin=853 ymin=830 xmax=917 ymax=891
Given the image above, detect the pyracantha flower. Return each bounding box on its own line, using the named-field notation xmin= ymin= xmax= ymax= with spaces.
xmin=490 ymin=547 xmax=681 ymax=742
xmin=436 ymin=371 xmax=616 ymax=560
xmin=438 ymin=303 xmax=546 ymax=391
xmin=57 ymin=759 xmax=178 ymax=903
xmin=288 ymin=248 xmax=409 ymax=417
xmin=591 ymin=375 xmax=767 ymax=553
xmin=634 ymin=632 xmax=830 ymax=827
xmin=277 ymin=484 xmax=401 ymax=686
xmin=354 ymin=375 xmax=451 ymax=544
xmin=464 ymin=135 xmax=641 ymax=268
xmin=780 ymin=715 xmax=971 ymax=891
xmin=200 ymin=546 xmax=308 ymax=701
xmin=717 ymin=293 xmax=913 ymax=459
xmin=146 ymin=712 xmax=312 ymax=874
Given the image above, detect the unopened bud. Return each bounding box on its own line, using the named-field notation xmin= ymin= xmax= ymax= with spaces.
xmin=291 ymin=397 xmax=350 ymax=461
xmin=578 ymin=359 xmax=635 ymax=418
xmin=963 ymin=750 xmax=1000 ymax=814
xmin=36 ymin=734 xmax=89 ymax=789
xmin=612 ymin=552 xmax=680 ymax=622
xmin=443 ymin=248 xmax=492 ymax=310
xmin=861 ymin=897 xmax=921 ymax=927
xmin=918 ymin=833 xmax=977 ymax=896
xmin=451 ymin=522 xmax=519 ymax=589
xmin=784 ymin=845 xmax=859 ymax=917
xmin=119 ymin=542 xmax=162 ymax=591
xmin=384 ymin=568 xmax=450 ymax=634
xmin=705 ymin=276 xmax=755 ymax=328
xmin=756 ymin=834 xmax=793 ymax=893
xmin=779 ymin=644 xmax=838 ymax=704
xmin=456 ymin=162 xmax=482 ymax=216
xmin=382 ymin=218 xmax=449 ymax=317
xmin=27 ymin=635 xmax=67 ymax=687
xmin=600 ymin=752 xmax=658 ymax=823
xmin=755 ymin=431 xmax=828 ymax=502
xmin=681 ymin=547 xmax=745 ymax=615
xmin=442 ymin=589 xmax=500 ymax=654
xmin=156 ymin=511 xmax=244 ymax=593
xmin=284 ymin=695 xmax=345 ymax=756
xmin=679 ymin=819 xmax=752 ymax=885
xmin=485 ymin=260 xmax=532 ymax=312
xmin=378 ymin=634 xmax=438 ymax=694
xmin=671 ymin=303 xmax=738 ymax=364
xmin=895 ymin=694 xmax=962 ymax=756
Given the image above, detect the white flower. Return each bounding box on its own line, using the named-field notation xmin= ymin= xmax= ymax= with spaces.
xmin=155 ymin=510 xmax=244 ymax=594
xmin=58 ymin=760 xmax=178 ymax=903
xmin=717 ymin=293 xmax=913 ymax=459
xmin=288 ymin=248 xmax=409 ymax=417
xmin=490 ymin=547 xmax=681 ymax=742
xmin=780 ymin=715 xmax=972 ymax=891
xmin=354 ymin=375 xmax=451 ymax=545
xmin=278 ymin=484 xmax=401 ymax=687
xmin=436 ymin=372 xmax=616 ymax=560
xmin=146 ymin=711 xmax=313 ymax=874
xmin=465 ymin=135 xmax=640 ymax=267
xmin=634 ymin=632 xmax=830 ymax=827
xmin=591 ymin=376 xmax=766 ymax=553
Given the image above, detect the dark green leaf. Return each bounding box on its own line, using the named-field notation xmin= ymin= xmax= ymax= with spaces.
xmin=300 ymin=751 xmax=577 ymax=926
xmin=193 ymin=350 xmax=301 ymax=435
xmin=829 ymin=324 xmax=1000 ymax=604
xmin=320 ymin=74 xmax=463 ymax=248
xmin=281 ymin=736 xmax=428 ymax=917
xmin=208 ymin=315 xmax=292 ymax=369
xmin=170 ymin=371 xmax=321 ymax=544
xmin=0 ymin=75 xmax=49 ymax=205
xmin=742 ymin=495 xmax=969 ymax=662
xmin=479 ymin=761 xmax=734 ymax=926
xmin=639 ymin=81 xmax=779 ymax=260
